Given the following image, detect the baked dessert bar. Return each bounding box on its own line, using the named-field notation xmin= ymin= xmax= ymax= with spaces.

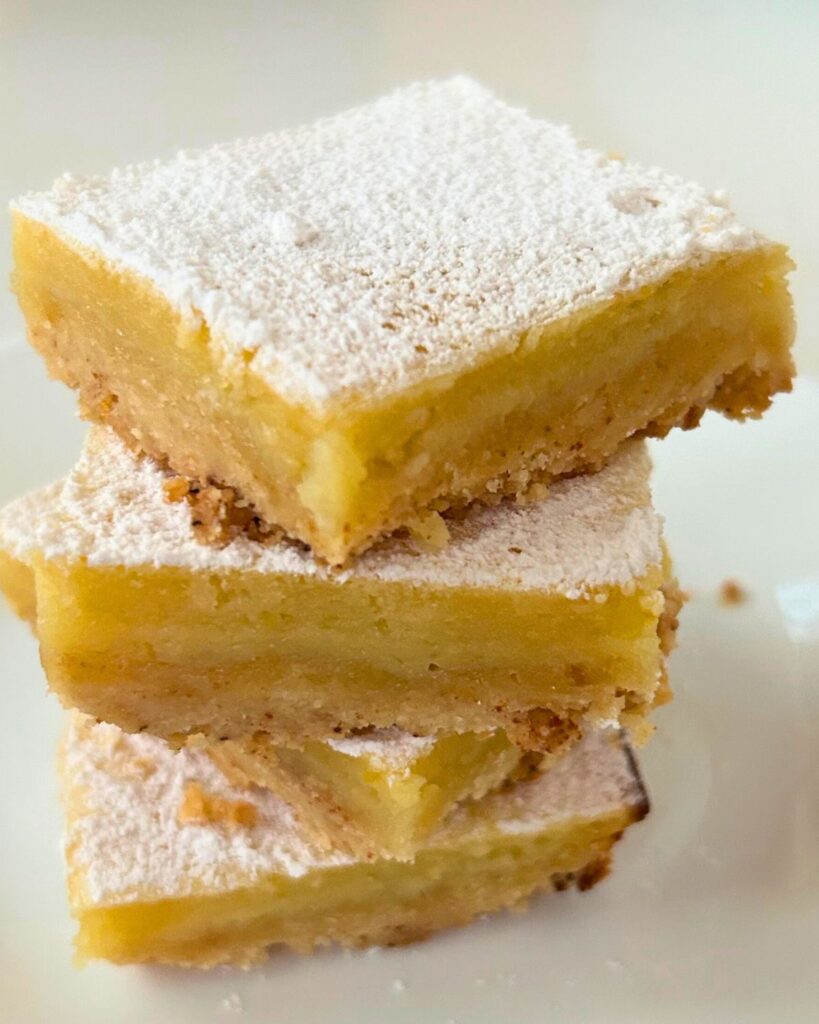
xmin=1 ymin=529 xmax=543 ymax=860
xmin=0 ymin=428 xmax=681 ymax=750
xmin=211 ymin=728 xmax=526 ymax=860
xmin=0 ymin=530 xmax=531 ymax=858
xmin=61 ymin=714 xmax=648 ymax=966
xmin=11 ymin=78 xmax=794 ymax=564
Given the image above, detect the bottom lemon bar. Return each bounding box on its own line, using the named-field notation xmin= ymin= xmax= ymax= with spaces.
xmin=61 ymin=715 xmax=648 ymax=967
xmin=211 ymin=728 xmax=532 ymax=861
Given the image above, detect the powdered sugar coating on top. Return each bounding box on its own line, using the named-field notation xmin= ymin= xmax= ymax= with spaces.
xmin=4 ymin=427 xmax=663 ymax=597
xmin=13 ymin=77 xmax=762 ymax=409
xmin=0 ymin=481 xmax=62 ymax=560
xmin=62 ymin=714 xmax=643 ymax=907
xmin=62 ymin=716 xmax=348 ymax=907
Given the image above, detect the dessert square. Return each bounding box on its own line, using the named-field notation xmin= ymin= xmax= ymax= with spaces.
xmin=0 ymin=520 xmax=532 ymax=858
xmin=11 ymin=78 xmax=794 ymax=564
xmin=61 ymin=714 xmax=648 ymax=966
xmin=0 ymin=428 xmax=681 ymax=750
xmin=211 ymin=728 xmax=528 ymax=861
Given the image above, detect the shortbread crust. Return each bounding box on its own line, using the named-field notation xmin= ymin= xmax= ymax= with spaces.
xmin=12 ymin=78 xmax=794 ymax=563
xmin=61 ymin=714 xmax=648 ymax=966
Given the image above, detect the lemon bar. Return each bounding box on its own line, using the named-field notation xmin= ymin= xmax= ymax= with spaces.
xmin=0 ymin=526 xmax=531 ymax=859
xmin=61 ymin=714 xmax=648 ymax=966
xmin=211 ymin=728 xmax=528 ymax=860
xmin=11 ymin=78 xmax=794 ymax=564
xmin=0 ymin=428 xmax=680 ymax=750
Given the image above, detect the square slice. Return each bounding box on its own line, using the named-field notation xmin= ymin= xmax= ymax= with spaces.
xmin=11 ymin=77 xmax=794 ymax=564
xmin=61 ymin=714 xmax=648 ymax=966
xmin=211 ymin=728 xmax=528 ymax=861
xmin=0 ymin=428 xmax=681 ymax=751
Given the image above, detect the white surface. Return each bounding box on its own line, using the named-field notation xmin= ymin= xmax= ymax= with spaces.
xmin=1 ymin=338 xmax=819 ymax=1021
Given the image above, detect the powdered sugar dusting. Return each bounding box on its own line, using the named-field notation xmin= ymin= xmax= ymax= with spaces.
xmin=62 ymin=716 xmax=351 ymax=908
xmin=327 ymin=727 xmax=437 ymax=770
xmin=62 ymin=715 xmax=643 ymax=908
xmin=1 ymin=427 xmax=662 ymax=597
xmin=0 ymin=481 xmax=62 ymax=560
xmin=13 ymin=77 xmax=762 ymax=409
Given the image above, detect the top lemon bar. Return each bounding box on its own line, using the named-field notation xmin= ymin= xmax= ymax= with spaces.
xmin=11 ymin=77 xmax=794 ymax=563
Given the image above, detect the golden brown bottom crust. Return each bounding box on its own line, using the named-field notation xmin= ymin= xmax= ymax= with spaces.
xmin=46 ymin=586 xmax=680 ymax=754
xmin=56 ymin=665 xmax=648 ymax=753
xmin=70 ymin=671 xmax=588 ymax=754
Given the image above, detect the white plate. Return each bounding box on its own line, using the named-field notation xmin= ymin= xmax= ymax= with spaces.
xmin=1 ymin=342 xmax=818 ymax=1024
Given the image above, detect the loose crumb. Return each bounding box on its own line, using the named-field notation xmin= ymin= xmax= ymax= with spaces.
xmin=162 ymin=475 xmax=191 ymax=503
xmin=391 ymin=979 xmax=406 ymax=994
xmin=409 ymin=510 xmax=450 ymax=552
xmin=178 ymin=781 xmax=258 ymax=829
xmin=164 ymin=473 xmax=285 ymax=548
xmin=516 ymin=481 xmax=550 ymax=505
xmin=719 ymin=579 xmax=748 ymax=606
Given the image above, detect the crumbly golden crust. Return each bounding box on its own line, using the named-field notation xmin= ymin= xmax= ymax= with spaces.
xmin=162 ymin=474 xmax=286 ymax=548
xmin=48 ymin=652 xmax=661 ymax=754
xmin=719 ymin=578 xmax=748 ymax=606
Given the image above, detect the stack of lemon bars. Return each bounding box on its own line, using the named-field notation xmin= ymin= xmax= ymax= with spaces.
xmin=0 ymin=79 xmax=794 ymax=967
